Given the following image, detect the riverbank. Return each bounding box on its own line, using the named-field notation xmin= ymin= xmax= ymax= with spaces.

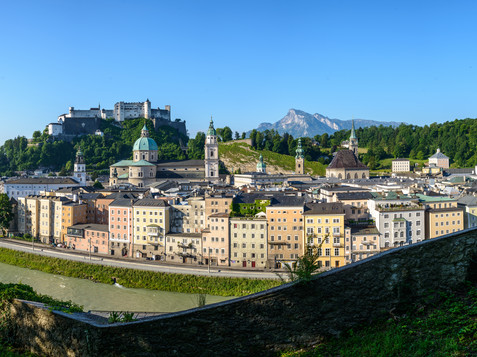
xmin=0 ymin=247 xmax=281 ymax=296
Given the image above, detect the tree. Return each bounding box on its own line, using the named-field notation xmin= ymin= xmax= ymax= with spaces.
xmin=32 ymin=130 xmax=42 ymax=142
xmin=93 ymin=180 xmax=104 ymax=189
xmin=0 ymin=194 xmax=13 ymax=236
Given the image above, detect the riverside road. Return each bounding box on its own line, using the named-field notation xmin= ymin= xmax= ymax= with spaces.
xmin=0 ymin=239 xmax=281 ymax=280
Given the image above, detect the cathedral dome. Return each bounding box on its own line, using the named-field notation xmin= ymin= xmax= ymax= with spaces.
xmin=133 ymin=124 xmax=158 ymax=151
xmin=133 ymin=137 xmax=158 ymax=151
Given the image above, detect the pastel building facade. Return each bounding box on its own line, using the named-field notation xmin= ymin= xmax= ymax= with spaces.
xmin=303 ymin=202 xmax=346 ymax=269
xmin=133 ymin=199 xmax=170 ymax=259
xmin=230 ymin=215 xmax=268 ymax=269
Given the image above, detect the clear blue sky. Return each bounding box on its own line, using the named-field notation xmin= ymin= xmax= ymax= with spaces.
xmin=1 ymin=0 xmax=476 ymax=146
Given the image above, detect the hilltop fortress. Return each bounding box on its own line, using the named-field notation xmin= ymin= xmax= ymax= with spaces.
xmin=48 ymin=99 xmax=187 ymax=141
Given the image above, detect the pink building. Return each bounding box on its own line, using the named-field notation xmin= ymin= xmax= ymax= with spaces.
xmin=65 ymin=224 xmax=109 ymax=255
xmin=109 ymin=198 xmax=135 ymax=257
xmin=202 ymin=213 xmax=230 ymax=266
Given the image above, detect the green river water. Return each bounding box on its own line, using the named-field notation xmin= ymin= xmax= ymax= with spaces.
xmin=0 ymin=261 xmax=233 ymax=312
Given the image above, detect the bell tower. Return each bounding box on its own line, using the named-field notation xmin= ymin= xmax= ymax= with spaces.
xmin=295 ymin=138 xmax=305 ymax=175
xmin=204 ymin=117 xmax=219 ymax=181
xmin=349 ymin=120 xmax=359 ymax=156
xmin=74 ymin=147 xmax=87 ymax=186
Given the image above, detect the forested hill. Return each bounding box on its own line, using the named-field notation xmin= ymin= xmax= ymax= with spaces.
xmin=250 ymin=117 xmax=477 ymax=169
xmin=331 ymin=118 xmax=477 ymax=169
xmin=0 ymin=119 xmax=197 ymax=176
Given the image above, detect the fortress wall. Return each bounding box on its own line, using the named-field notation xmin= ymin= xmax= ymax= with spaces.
xmin=7 ymin=228 xmax=477 ymax=356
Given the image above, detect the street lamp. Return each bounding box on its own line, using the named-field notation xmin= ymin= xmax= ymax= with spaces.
xmin=88 ymin=238 xmax=91 ymax=261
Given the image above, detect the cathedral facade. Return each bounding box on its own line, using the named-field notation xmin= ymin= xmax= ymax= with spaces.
xmin=109 ymin=120 xmax=218 ymax=187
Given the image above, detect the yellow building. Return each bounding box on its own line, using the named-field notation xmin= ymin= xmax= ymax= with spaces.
xmin=61 ymin=202 xmax=87 ymax=243
xmin=266 ymin=196 xmax=305 ymax=269
xmin=417 ymin=194 xmax=464 ymax=239
xmin=133 ymin=198 xmax=170 ymax=260
xmin=303 ymin=202 xmax=346 ymax=269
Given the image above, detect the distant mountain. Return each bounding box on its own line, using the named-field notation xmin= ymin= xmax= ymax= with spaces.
xmin=255 ymin=109 xmax=404 ymax=137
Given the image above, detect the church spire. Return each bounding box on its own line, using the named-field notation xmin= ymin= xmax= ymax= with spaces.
xmin=295 ymin=138 xmax=304 ymax=159
xmin=350 ymin=119 xmax=357 ymax=140
xmin=141 ymin=121 xmax=149 ymax=137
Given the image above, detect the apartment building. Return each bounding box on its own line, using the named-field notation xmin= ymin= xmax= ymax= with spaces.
xmin=109 ymin=198 xmax=135 ymax=257
xmin=133 ymin=198 xmax=170 ymax=260
xmin=165 ymin=232 xmax=202 ymax=264
xmin=61 ymin=202 xmax=87 ymax=243
xmin=417 ymin=194 xmax=464 ymax=239
xmin=368 ymin=193 xmax=425 ymax=248
xmin=202 ymin=213 xmax=230 ymax=266
xmin=458 ymin=195 xmax=477 ymax=229
xmin=348 ymin=225 xmax=380 ymax=263
xmin=230 ymin=214 xmax=268 ymax=268
xmin=65 ymin=223 xmax=109 ymax=254
xmin=266 ymin=196 xmax=305 ymax=269
xmin=171 ymin=197 xmax=205 ymax=233
xmin=303 ymin=202 xmax=346 ymax=269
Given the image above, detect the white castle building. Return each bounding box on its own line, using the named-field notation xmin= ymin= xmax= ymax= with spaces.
xmin=48 ymin=99 xmax=186 ymax=140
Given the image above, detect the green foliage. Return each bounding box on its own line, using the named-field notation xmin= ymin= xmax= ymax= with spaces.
xmin=0 ymin=248 xmax=280 ymax=297
xmin=187 ymin=131 xmax=205 ymax=160
xmin=0 ymin=118 xmax=189 ymax=176
xmin=230 ymin=200 xmax=270 ymax=217
xmin=0 ymin=282 xmax=82 ymax=312
xmin=280 ymin=248 xmax=322 ymax=284
xmin=0 ymin=194 xmax=13 ymax=236
xmin=282 ymin=285 xmax=477 ymax=357
xmin=93 ymin=180 xmax=104 ymax=189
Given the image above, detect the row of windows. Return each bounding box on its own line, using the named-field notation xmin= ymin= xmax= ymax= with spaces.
xmin=305 ymin=218 xmax=341 ymax=224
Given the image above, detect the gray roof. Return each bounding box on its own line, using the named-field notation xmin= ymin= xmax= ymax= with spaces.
xmin=457 ymin=195 xmax=477 ymax=206
xmin=156 ymin=160 xmax=204 ymax=168
xmin=109 ymin=198 xmax=137 ymax=207
xmin=335 ymin=192 xmax=374 ymax=201
xmin=104 ymin=192 xmax=139 ymax=200
xmin=430 ymin=149 xmax=449 ymax=159
xmin=350 ymin=225 xmax=380 ymax=235
xmin=303 ymin=202 xmax=345 ymax=215
xmin=134 ymin=198 xmax=169 ymax=207
xmin=69 ymin=223 xmax=109 ymax=232
xmin=6 ymin=177 xmax=79 ymax=185
xmin=327 ymin=150 xmax=368 ymax=169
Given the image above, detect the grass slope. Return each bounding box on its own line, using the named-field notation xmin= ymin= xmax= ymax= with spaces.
xmin=0 ymin=248 xmax=280 ymax=297
xmin=219 ymin=142 xmax=326 ymax=176
xmin=283 ymin=284 xmax=477 ymax=357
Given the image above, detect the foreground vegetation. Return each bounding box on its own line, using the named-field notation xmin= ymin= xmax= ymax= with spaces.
xmin=0 ymin=248 xmax=280 ymax=296
xmin=283 ymin=284 xmax=477 ymax=356
xmin=0 ymin=282 xmax=82 ymax=356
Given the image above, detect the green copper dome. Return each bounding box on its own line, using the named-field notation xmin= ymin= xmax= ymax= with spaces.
xmin=133 ymin=137 xmax=158 ymax=151
xmin=207 ymin=118 xmax=216 ymax=136
xmin=133 ymin=124 xmax=158 ymax=151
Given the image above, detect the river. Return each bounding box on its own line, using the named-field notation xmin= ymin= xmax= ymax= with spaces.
xmin=0 ymin=262 xmax=234 ymax=312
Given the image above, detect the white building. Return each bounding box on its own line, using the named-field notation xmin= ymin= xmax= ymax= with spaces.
xmin=3 ymin=177 xmax=81 ymax=200
xmin=392 ymin=158 xmax=411 ymax=173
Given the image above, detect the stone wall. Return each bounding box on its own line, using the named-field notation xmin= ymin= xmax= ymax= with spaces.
xmin=7 ymin=228 xmax=477 ymax=356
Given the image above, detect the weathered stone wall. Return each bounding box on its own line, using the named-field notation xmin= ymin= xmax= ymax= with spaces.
xmin=8 ymin=228 xmax=477 ymax=356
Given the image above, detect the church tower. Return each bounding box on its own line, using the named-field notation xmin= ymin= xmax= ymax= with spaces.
xmin=256 ymin=154 xmax=266 ymax=173
xmin=204 ymin=117 xmax=219 ymax=181
xmin=295 ymin=138 xmax=305 ymax=175
xmin=74 ymin=147 xmax=87 ymax=186
xmin=349 ymin=120 xmax=359 ymax=156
